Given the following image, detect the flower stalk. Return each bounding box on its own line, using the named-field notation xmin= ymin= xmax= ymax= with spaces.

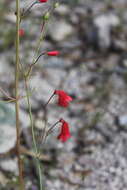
xmin=21 ymin=1 xmax=38 ymax=19
xmin=24 ymin=77 xmax=43 ymax=190
xmin=15 ymin=0 xmax=24 ymax=189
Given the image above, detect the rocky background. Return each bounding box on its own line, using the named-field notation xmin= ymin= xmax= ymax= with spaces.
xmin=0 ymin=0 xmax=127 ymax=189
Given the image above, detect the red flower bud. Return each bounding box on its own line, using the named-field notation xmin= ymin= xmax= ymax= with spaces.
xmin=54 ymin=90 xmax=72 ymax=107
xmin=19 ymin=29 xmax=25 ymax=37
xmin=39 ymin=0 xmax=48 ymax=3
xmin=57 ymin=119 xmax=71 ymax=142
xmin=47 ymin=51 xmax=59 ymax=56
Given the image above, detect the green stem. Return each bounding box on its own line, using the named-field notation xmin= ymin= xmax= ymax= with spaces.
xmin=21 ymin=1 xmax=38 ymax=18
xmin=32 ymin=21 xmax=46 ymax=64
xmin=40 ymin=93 xmax=55 ymax=143
xmin=21 ymin=5 xmax=57 ymax=190
xmin=27 ymin=6 xmax=56 ymax=80
xmin=15 ymin=0 xmax=24 ymax=189
xmin=25 ymin=79 xmax=37 ymax=151
xmin=24 ymin=78 xmax=43 ymax=190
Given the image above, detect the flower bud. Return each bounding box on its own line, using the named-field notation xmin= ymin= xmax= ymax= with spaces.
xmin=39 ymin=0 xmax=48 ymax=3
xmin=43 ymin=12 xmax=50 ymax=21
xmin=19 ymin=29 xmax=25 ymax=37
xmin=47 ymin=51 xmax=59 ymax=56
xmin=54 ymin=2 xmax=59 ymax=8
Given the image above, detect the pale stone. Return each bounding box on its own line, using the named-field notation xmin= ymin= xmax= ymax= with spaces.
xmin=49 ymin=21 xmax=73 ymax=41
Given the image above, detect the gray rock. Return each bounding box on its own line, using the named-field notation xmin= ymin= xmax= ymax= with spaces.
xmin=55 ymin=4 xmax=70 ymax=16
xmin=49 ymin=20 xmax=73 ymax=41
xmin=0 ymin=159 xmax=18 ymax=175
xmin=0 ymin=124 xmax=16 ymax=154
xmin=5 ymin=13 xmax=16 ymax=23
xmin=0 ymin=103 xmax=16 ymax=154
xmin=94 ymin=13 xmax=120 ymax=49
xmin=0 ymin=102 xmax=30 ymax=153
xmin=43 ymin=57 xmax=73 ymax=69
xmin=119 ymin=114 xmax=127 ymax=127
xmin=29 ymin=74 xmax=54 ymax=102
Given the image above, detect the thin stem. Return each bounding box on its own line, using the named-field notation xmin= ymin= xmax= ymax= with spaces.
xmin=0 ymin=99 xmax=16 ymax=103
xmin=26 ymin=52 xmax=45 ymax=78
xmin=24 ymin=79 xmax=38 ymax=152
xmin=24 ymin=78 xmax=43 ymax=190
xmin=41 ymin=21 xmax=46 ymax=32
xmin=20 ymin=4 xmax=57 ymax=189
xmin=15 ymin=0 xmax=24 ymax=189
xmin=46 ymin=121 xmax=60 ymax=137
xmin=41 ymin=121 xmax=60 ymax=145
xmin=40 ymin=93 xmax=55 ymax=142
xmin=33 ymin=52 xmax=46 ymax=65
xmin=21 ymin=1 xmax=38 ymax=19
xmin=32 ymin=21 xmax=46 ymax=64
xmin=19 ymin=57 xmax=26 ymax=77
xmin=28 ymin=6 xmax=57 ymax=79
xmin=33 ymin=6 xmax=55 ymax=59
xmin=24 ymin=20 xmax=47 ymax=80
xmin=40 ymin=93 xmax=55 ymax=143
xmin=40 ymin=109 xmax=47 ymax=143
xmin=26 ymin=5 xmax=56 ymax=80
xmin=0 ymin=87 xmax=15 ymax=100
xmin=44 ymin=93 xmax=55 ymax=107
xmin=39 ymin=121 xmax=60 ymax=150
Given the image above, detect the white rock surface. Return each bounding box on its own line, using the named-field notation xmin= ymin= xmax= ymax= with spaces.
xmin=0 ymin=124 xmax=16 ymax=154
xmin=0 ymin=172 xmax=8 ymax=187
xmin=94 ymin=13 xmax=120 ymax=49
xmin=0 ymin=159 xmax=18 ymax=175
xmin=5 ymin=13 xmax=16 ymax=23
xmin=0 ymin=103 xmax=30 ymax=154
xmin=49 ymin=21 xmax=73 ymax=41
xmin=55 ymin=4 xmax=70 ymax=15
xmin=29 ymin=74 xmax=54 ymax=102
xmin=119 ymin=114 xmax=127 ymax=126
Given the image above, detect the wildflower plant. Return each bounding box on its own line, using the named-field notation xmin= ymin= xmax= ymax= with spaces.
xmin=0 ymin=0 xmax=73 ymax=189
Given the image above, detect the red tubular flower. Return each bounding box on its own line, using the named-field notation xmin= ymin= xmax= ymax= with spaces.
xmin=19 ymin=29 xmax=25 ymax=37
xmin=54 ymin=90 xmax=72 ymax=107
xmin=47 ymin=51 xmax=59 ymax=56
xmin=38 ymin=0 xmax=48 ymax=3
xmin=57 ymin=119 xmax=71 ymax=142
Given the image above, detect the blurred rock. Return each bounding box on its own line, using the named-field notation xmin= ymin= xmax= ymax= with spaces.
xmin=49 ymin=20 xmax=73 ymax=41
xmin=55 ymin=4 xmax=70 ymax=16
xmin=29 ymin=74 xmax=55 ymax=107
xmin=0 ymin=124 xmax=16 ymax=154
xmin=0 ymin=102 xmax=30 ymax=153
xmin=119 ymin=114 xmax=127 ymax=127
xmin=94 ymin=13 xmax=120 ymax=50
xmin=0 ymin=172 xmax=8 ymax=187
xmin=0 ymin=159 xmax=18 ymax=175
xmin=0 ymin=103 xmax=16 ymax=154
xmin=44 ymin=57 xmax=73 ymax=68
xmin=5 ymin=13 xmax=16 ymax=23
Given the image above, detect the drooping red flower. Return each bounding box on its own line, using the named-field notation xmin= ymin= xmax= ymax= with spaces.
xmin=47 ymin=51 xmax=59 ymax=56
xmin=54 ymin=90 xmax=72 ymax=107
xmin=19 ymin=29 xmax=25 ymax=37
xmin=38 ymin=0 xmax=48 ymax=3
xmin=57 ymin=119 xmax=71 ymax=142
